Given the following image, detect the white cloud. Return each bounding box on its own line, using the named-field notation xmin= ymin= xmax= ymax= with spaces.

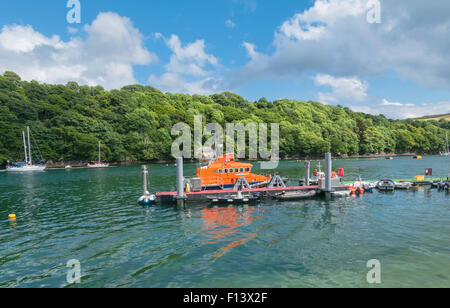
xmin=0 ymin=25 xmax=62 ymax=53
xmin=353 ymin=101 xmax=450 ymax=120
xmin=150 ymin=34 xmax=222 ymax=95
xmin=231 ymin=0 xmax=450 ymax=90
xmin=67 ymin=27 xmax=79 ymax=35
xmin=157 ymin=34 xmax=218 ymax=77
xmin=381 ymin=99 xmax=414 ymax=107
xmin=225 ymin=20 xmax=236 ymax=29
xmin=0 ymin=12 xmax=157 ymax=89
xmin=149 ymin=73 xmax=222 ymax=96
xmin=314 ymin=74 xmax=368 ymax=103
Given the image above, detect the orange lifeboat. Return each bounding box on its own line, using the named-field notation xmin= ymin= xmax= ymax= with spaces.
xmin=196 ymin=153 xmax=271 ymax=190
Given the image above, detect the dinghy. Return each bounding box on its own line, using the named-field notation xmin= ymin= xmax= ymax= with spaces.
xmin=376 ymin=179 xmax=396 ymax=191
xmin=273 ymin=190 xmax=316 ymax=201
xmin=395 ymin=181 xmax=412 ymax=190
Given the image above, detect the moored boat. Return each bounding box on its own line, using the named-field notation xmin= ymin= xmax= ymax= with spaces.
xmin=331 ymin=190 xmax=351 ymax=197
xmin=352 ymin=177 xmax=375 ymax=193
xmin=87 ymin=142 xmax=109 ymax=168
xmin=196 ymin=153 xmax=271 ymax=190
xmin=6 ymin=127 xmax=46 ymax=172
xmin=376 ymin=179 xmax=396 ymax=191
xmin=273 ymin=190 xmax=316 ymax=201
xmin=395 ymin=181 xmax=412 ymax=190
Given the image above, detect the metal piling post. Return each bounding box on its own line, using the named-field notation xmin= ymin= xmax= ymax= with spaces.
xmin=304 ymin=161 xmax=311 ymax=186
xmin=176 ymin=157 xmax=186 ymax=206
xmin=325 ymin=153 xmax=332 ymax=195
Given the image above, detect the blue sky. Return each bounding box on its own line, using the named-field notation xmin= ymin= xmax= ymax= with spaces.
xmin=0 ymin=0 xmax=449 ymax=119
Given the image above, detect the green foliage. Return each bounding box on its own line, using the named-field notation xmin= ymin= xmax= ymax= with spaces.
xmin=0 ymin=71 xmax=448 ymax=163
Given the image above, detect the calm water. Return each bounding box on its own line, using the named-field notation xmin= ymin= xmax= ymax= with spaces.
xmin=0 ymin=156 xmax=449 ymax=288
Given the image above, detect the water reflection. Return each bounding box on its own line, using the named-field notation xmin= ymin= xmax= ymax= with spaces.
xmin=200 ymin=205 xmax=260 ymax=258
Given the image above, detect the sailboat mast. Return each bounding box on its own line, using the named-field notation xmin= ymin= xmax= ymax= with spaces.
xmin=446 ymin=132 xmax=449 ymax=154
xmin=27 ymin=127 xmax=32 ymax=165
xmin=23 ymin=131 xmax=28 ymax=164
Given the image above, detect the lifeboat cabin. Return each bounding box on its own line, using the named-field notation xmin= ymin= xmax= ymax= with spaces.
xmin=196 ymin=153 xmax=271 ymax=190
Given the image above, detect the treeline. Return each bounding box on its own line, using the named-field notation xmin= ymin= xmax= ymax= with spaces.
xmin=0 ymin=71 xmax=448 ymax=163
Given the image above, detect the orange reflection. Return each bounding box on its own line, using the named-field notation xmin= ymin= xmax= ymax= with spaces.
xmin=201 ymin=205 xmax=259 ymax=258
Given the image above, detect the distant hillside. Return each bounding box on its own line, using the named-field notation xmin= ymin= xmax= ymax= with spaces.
xmin=0 ymin=71 xmax=449 ymax=163
xmin=415 ymin=113 xmax=450 ymax=121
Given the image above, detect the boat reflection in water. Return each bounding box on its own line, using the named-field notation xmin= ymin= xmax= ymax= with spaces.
xmin=201 ymin=205 xmax=261 ymax=259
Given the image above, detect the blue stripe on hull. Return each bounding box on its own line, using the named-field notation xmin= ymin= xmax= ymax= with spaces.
xmin=203 ymin=182 xmax=263 ymax=191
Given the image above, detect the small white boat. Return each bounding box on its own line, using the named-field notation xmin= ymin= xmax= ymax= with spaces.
xmin=395 ymin=181 xmax=412 ymax=190
xmin=7 ymin=164 xmax=46 ymax=172
xmin=6 ymin=127 xmax=46 ymax=172
xmin=87 ymin=142 xmax=109 ymax=168
xmin=331 ymin=190 xmax=351 ymax=197
xmin=376 ymin=179 xmax=396 ymax=191
xmin=352 ymin=177 xmax=376 ymax=189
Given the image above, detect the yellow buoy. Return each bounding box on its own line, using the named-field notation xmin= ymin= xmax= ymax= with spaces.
xmin=8 ymin=214 xmax=16 ymax=220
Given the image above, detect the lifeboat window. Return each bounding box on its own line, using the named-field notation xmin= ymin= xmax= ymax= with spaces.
xmin=240 ymin=168 xmax=244 ymax=172
xmin=225 ymin=169 xmax=228 ymax=174
xmin=213 ymin=170 xmax=217 ymax=174
xmin=219 ymin=169 xmax=223 ymax=174
xmin=245 ymin=168 xmax=250 ymax=172
xmin=229 ymin=169 xmax=234 ymax=173
xmin=235 ymin=168 xmax=239 ymax=173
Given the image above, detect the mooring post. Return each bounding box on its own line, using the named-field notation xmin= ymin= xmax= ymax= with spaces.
xmin=138 ymin=165 xmax=156 ymax=206
xmin=142 ymin=165 xmax=149 ymax=196
xmin=304 ymin=161 xmax=311 ymax=186
xmin=176 ymin=157 xmax=186 ymax=206
xmin=325 ymin=152 xmax=332 ymax=194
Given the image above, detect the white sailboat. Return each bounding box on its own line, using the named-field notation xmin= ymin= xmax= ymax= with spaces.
xmin=442 ymin=132 xmax=449 ymax=157
xmin=87 ymin=141 xmax=109 ymax=168
xmin=6 ymin=127 xmax=46 ymax=172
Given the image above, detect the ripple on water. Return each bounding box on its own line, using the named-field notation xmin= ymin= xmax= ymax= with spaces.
xmin=1 ymin=158 xmax=449 ymax=287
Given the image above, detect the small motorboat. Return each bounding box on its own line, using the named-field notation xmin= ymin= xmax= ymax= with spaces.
xmin=352 ymin=177 xmax=375 ymax=193
xmin=395 ymin=181 xmax=412 ymax=190
xmin=376 ymin=179 xmax=396 ymax=191
xmin=331 ymin=190 xmax=351 ymax=197
xmin=273 ymin=190 xmax=316 ymax=201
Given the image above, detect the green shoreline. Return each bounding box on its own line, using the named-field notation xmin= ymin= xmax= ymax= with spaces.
xmin=40 ymin=152 xmax=443 ymax=170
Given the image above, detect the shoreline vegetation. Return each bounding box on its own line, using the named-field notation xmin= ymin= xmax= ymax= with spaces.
xmin=0 ymin=71 xmax=449 ymax=166
xmin=42 ymin=152 xmax=433 ymax=169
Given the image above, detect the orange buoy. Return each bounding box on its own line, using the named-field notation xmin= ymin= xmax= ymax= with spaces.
xmin=8 ymin=214 xmax=16 ymax=220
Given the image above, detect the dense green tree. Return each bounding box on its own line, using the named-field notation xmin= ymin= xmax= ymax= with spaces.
xmin=0 ymin=71 xmax=448 ymax=164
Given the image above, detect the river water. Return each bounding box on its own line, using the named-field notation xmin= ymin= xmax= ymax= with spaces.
xmin=0 ymin=156 xmax=449 ymax=287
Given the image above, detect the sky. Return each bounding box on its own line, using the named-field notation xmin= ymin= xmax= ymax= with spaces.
xmin=0 ymin=0 xmax=449 ymax=119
